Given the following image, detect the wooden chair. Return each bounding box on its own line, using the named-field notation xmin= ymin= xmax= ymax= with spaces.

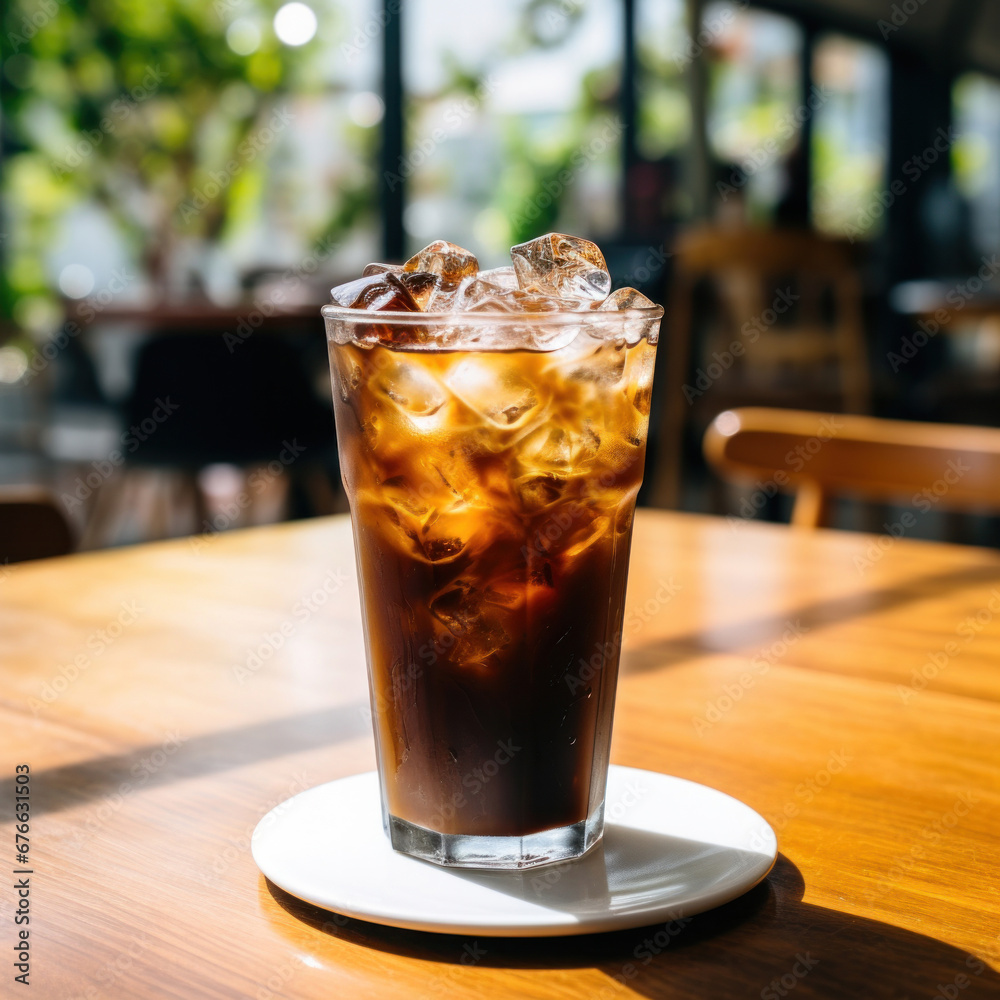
xmin=704 ymin=407 xmax=1000 ymax=529
xmin=0 ymin=487 xmax=75 ymax=563
xmin=650 ymin=226 xmax=870 ymax=508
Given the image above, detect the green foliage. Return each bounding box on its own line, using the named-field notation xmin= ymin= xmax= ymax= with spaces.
xmin=1 ymin=0 xmax=372 ymax=326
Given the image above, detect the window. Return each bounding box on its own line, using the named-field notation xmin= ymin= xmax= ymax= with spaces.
xmin=0 ymin=0 xmax=382 ymax=340
xmin=953 ymin=72 xmax=1000 ymax=257
xmin=810 ymin=34 xmax=890 ymax=240
xmin=635 ymin=0 xmax=690 ymax=161
xmin=704 ymin=4 xmax=803 ymax=224
xmin=402 ymin=0 xmax=623 ymax=266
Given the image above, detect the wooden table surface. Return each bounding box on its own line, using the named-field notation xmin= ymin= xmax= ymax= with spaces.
xmin=2 ymin=510 xmax=999 ymax=999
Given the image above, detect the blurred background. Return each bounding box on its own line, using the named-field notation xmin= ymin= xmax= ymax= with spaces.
xmin=2 ymin=0 xmax=1000 ymax=554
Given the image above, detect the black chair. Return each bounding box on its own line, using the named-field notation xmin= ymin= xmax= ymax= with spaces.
xmin=82 ymin=332 xmax=338 ymax=546
xmin=0 ymin=487 xmax=74 ymax=563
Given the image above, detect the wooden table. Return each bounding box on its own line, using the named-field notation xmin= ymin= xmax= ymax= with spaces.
xmin=2 ymin=510 xmax=999 ymax=999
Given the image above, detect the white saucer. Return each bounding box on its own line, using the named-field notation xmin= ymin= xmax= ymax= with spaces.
xmin=252 ymin=765 xmax=777 ymax=937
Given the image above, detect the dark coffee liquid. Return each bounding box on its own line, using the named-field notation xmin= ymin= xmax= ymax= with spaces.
xmin=331 ymin=339 xmax=654 ymax=837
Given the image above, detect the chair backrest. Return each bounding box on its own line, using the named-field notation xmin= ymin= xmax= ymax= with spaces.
xmin=674 ymin=225 xmax=857 ymax=280
xmin=704 ymin=407 xmax=1000 ymax=528
xmin=649 ymin=226 xmax=870 ymax=509
xmin=673 ymin=227 xmax=867 ymax=402
xmin=0 ymin=487 xmax=75 ymax=563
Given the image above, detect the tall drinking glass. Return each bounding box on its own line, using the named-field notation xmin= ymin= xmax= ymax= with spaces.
xmin=323 ymin=304 xmax=661 ymax=868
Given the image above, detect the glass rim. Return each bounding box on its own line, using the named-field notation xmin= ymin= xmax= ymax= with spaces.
xmin=320 ymin=303 xmax=664 ymax=326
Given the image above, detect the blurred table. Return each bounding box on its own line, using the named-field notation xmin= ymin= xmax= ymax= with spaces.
xmin=65 ymin=297 xmax=324 ymax=332
xmin=1 ymin=510 xmax=999 ymax=998
xmin=891 ymin=279 xmax=1000 ymax=324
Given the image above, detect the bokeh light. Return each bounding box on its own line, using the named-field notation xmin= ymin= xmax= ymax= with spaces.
xmin=0 ymin=347 xmax=29 ymax=384
xmin=58 ymin=264 xmax=96 ymax=299
xmin=226 ymin=19 xmax=262 ymax=56
xmin=273 ymin=3 xmax=318 ymax=46
xmin=347 ymin=91 xmax=385 ymax=128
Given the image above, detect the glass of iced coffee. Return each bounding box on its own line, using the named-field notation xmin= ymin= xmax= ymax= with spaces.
xmin=323 ymin=234 xmax=661 ymax=869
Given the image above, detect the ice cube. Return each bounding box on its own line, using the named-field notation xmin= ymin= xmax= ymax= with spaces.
xmin=511 ymin=233 xmax=611 ymax=303
xmin=330 ymin=273 xmax=420 ymax=311
xmin=416 ymin=502 xmax=494 ymax=563
xmin=599 ymin=286 xmax=655 ymax=310
xmin=453 ymin=278 xmax=503 ymax=311
xmin=598 ymin=286 xmax=660 ymax=345
xmin=422 ymin=536 xmax=466 ymax=562
xmin=518 ymin=422 xmax=601 ymax=471
xmin=444 ymin=358 xmax=540 ymax=427
xmin=362 ymin=262 xmax=403 ymax=276
xmin=562 ymin=515 xmax=611 ymax=559
xmin=466 ymin=287 xmax=580 ymax=313
xmin=397 ymin=271 xmax=440 ymax=310
xmin=373 ymin=360 xmax=447 ymax=417
xmin=515 ymin=473 xmax=566 ymax=510
xmin=380 ymin=475 xmax=430 ymax=518
xmin=559 ymin=341 xmax=627 ymax=386
xmin=404 ymin=240 xmax=479 ymax=281
xmin=430 ymin=579 xmax=511 ymax=662
xmin=476 ymin=266 xmax=518 ymax=291
xmin=336 ymin=360 xmax=362 ymax=401
xmin=626 ymin=344 xmax=656 ymax=415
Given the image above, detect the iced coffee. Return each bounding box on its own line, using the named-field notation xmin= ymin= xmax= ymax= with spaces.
xmin=323 ymin=234 xmax=661 ymax=868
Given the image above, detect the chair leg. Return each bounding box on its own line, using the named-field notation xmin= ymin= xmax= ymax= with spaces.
xmin=300 ymin=466 xmax=342 ymax=516
xmin=791 ymin=480 xmax=830 ymax=529
xmin=79 ymin=472 xmax=129 ymax=550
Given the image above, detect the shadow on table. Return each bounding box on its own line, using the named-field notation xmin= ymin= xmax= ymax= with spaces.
xmin=265 ymin=854 xmax=1000 ymax=998
xmin=10 ymin=703 xmax=369 ymax=818
xmin=622 ymin=562 xmax=1000 ymax=676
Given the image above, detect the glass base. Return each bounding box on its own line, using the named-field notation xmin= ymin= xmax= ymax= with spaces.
xmin=386 ymin=803 xmax=605 ymax=870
